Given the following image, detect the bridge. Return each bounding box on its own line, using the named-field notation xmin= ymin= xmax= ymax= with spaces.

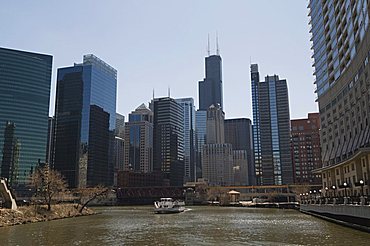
xmin=116 ymin=184 xmax=322 ymax=205
xmin=0 ymin=178 xmax=18 ymax=209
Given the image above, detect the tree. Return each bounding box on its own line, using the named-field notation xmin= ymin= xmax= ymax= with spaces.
xmin=74 ymin=186 xmax=109 ymax=213
xmin=30 ymin=164 xmax=68 ymax=211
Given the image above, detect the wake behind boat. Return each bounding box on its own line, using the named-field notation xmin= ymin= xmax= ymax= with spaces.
xmin=154 ymin=198 xmax=185 ymax=214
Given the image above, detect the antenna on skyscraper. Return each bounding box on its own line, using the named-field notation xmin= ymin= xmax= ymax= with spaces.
xmin=216 ymin=32 xmax=220 ymax=55
xmin=168 ymin=86 xmax=171 ymax=98
xmin=207 ymin=34 xmax=210 ymax=56
xmin=152 ymin=88 xmax=155 ymax=99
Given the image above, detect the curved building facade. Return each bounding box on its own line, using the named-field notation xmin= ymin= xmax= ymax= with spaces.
xmin=309 ymin=1 xmax=370 ymax=197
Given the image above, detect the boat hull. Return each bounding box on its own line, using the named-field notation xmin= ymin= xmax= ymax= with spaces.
xmin=154 ymin=207 xmax=185 ymax=214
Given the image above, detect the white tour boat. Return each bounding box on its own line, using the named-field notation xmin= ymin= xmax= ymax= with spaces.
xmin=154 ymin=198 xmax=185 ymax=214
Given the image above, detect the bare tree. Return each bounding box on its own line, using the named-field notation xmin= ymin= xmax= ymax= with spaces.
xmin=74 ymin=186 xmax=109 ymax=213
xmin=30 ymin=164 xmax=68 ymax=211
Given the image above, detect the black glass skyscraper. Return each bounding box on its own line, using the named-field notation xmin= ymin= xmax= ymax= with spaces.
xmin=224 ymin=118 xmax=255 ymax=185
xmin=251 ymin=64 xmax=293 ymax=185
xmin=53 ymin=54 xmax=117 ymax=188
xmin=199 ymin=54 xmax=223 ymax=110
xmin=0 ymin=47 xmax=52 ymax=186
xmin=150 ymin=97 xmax=184 ymax=186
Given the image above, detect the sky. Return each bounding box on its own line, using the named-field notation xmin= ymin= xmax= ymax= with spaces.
xmin=0 ymin=0 xmax=317 ymax=120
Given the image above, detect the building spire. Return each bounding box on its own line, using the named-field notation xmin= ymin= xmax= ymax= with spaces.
xmin=216 ymin=32 xmax=220 ymax=55
xmin=207 ymin=34 xmax=210 ymax=56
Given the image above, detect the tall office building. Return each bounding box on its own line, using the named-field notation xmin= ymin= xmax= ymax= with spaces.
xmin=291 ymin=113 xmax=322 ymax=185
xmin=175 ymin=98 xmax=196 ymax=182
xmin=251 ymin=64 xmax=262 ymax=186
xmin=46 ymin=117 xmax=55 ymax=167
xmin=124 ymin=103 xmax=153 ymax=173
xmin=199 ymin=54 xmax=223 ymax=110
xmin=0 ymin=47 xmax=52 ymax=186
xmin=115 ymin=113 xmax=125 ymax=138
xmin=53 ymin=54 xmax=117 ymax=188
xmin=224 ymin=118 xmax=255 ymax=185
xmin=195 ymin=110 xmax=207 ymax=180
xmin=202 ymin=104 xmax=233 ymax=186
xmin=308 ymin=1 xmax=370 ymax=196
xmin=251 ymin=65 xmax=293 ymax=185
xmin=150 ymin=97 xmax=184 ymax=186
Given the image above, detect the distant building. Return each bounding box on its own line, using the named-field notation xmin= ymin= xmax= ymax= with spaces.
xmin=53 ymin=54 xmax=117 ymax=188
xmin=202 ymin=104 xmax=233 ymax=186
xmin=113 ymin=136 xmax=124 ymax=186
xmin=232 ymin=150 xmax=248 ymax=186
xmin=199 ymin=54 xmax=223 ymax=110
xmin=175 ymin=98 xmax=196 ymax=182
xmin=0 ymin=47 xmax=52 ymax=186
xmin=150 ymin=97 xmax=184 ymax=186
xmin=124 ymin=103 xmax=153 ymax=173
xmin=46 ymin=117 xmax=55 ymax=167
xmin=195 ymin=110 xmax=207 ymax=180
xmin=115 ymin=113 xmax=125 ymax=138
xmin=224 ymin=118 xmax=255 ymax=185
xmin=291 ymin=113 xmax=322 ymax=185
xmin=251 ymin=64 xmax=293 ymax=185
xmin=117 ymin=171 xmax=166 ymax=187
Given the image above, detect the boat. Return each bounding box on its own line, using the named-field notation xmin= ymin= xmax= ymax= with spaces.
xmin=154 ymin=198 xmax=185 ymax=214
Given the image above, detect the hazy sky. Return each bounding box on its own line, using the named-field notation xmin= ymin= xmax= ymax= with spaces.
xmin=1 ymin=0 xmax=317 ymax=120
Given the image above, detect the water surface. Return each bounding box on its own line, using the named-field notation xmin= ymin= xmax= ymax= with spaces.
xmin=1 ymin=206 xmax=369 ymax=245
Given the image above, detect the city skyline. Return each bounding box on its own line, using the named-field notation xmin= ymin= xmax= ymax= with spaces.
xmin=1 ymin=1 xmax=317 ymax=120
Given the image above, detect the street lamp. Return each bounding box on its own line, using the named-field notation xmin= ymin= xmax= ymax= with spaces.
xmin=359 ymin=180 xmax=364 ymax=197
xmin=343 ymin=182 xmax=348 ymax=198
xmin=332 ymin=185 xmax=337 ymax=197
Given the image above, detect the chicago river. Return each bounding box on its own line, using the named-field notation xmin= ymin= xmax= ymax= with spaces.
xmin=1 ymin=206 xmax=369 ymax=245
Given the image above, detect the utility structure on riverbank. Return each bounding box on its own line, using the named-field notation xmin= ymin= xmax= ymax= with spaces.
xmin=0 ymin=178 xmax=17 ymax=210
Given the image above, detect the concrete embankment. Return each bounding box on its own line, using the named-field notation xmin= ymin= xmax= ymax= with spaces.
xmin=0 ymin=204 xmax=95 ymax=227
xmin=300 ymin=204 xmax=370 ymax=232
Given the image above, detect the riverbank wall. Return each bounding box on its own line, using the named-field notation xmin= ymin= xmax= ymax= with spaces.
xmin=0 ymin=204 xmax=95 ymax=227
xmin=300 ymin=204 xmax=370 ymax=232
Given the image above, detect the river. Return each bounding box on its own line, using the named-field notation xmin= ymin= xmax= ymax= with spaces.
xmin=0 ymin=206 xmax=369 ymax=245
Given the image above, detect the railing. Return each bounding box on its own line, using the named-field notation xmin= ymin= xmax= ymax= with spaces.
xmin=300 ymin=196 xmax=369 ymax=206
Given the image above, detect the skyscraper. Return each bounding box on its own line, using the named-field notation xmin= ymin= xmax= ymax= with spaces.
xmin=291 ymin=113 xmax=322 ymax=185
xmin=251 ymin=65 xmax=293 ymax=185
xmin=150 ymin=97 xmax=184 ymax=186
xmin=53 ymin=54 xmax=117 ymax=188
xmin=202 ymin=104 xmax=233 ymax=186
xmin=199 ymin=54 xmax=223 ymax=110
xmin=115 ymin=113 xmax=125 ymax=138
xmin=0 ymin=47 xmax=52 ymax=186
xmin=46 ymin=117 xmax=55 ymax=167
xmin=195 ymin=110 xmax=207 ymax=180
xmin=175 ymin=98 xmax=196 ymax=182
xmin=308 ymin=1 xmax=370 ymax=196
xmin=251 ymin=64 xmax=262 ymax=186
xmin=124 ymin=103 xmax=153 ymax=173
xmin=224 ymin=118 xmax=255 ymax=185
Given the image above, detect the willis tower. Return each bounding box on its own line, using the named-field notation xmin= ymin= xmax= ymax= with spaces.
xmin=198 ymin=37 xmax=223 ymax=110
